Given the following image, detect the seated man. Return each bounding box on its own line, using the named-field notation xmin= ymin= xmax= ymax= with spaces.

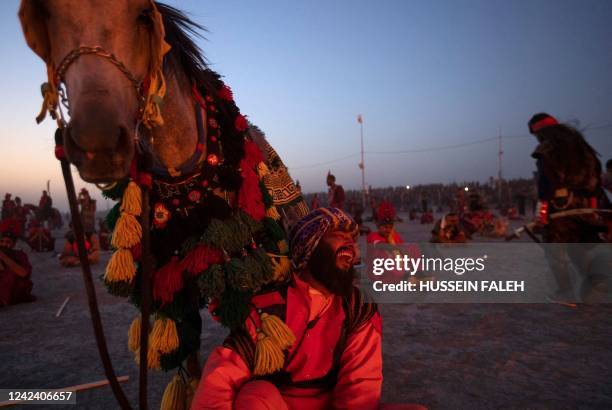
xmin=0 ymin=219 xmax=34 ymax=307
xmin=60 ymin=229 xmax=100 ymax=267
xmin=192 ymin=208 xmax=382 ymax=410
xmin=367 ymin=201 xmax=403 ymax=245
xmin=26 ymin=219 xmax=55 ymax=252
xmin=431 ymin=213 xmax=467 ymax=243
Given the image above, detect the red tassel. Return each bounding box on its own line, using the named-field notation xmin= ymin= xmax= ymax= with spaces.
xmin=243 ymin=140 xmax=264 ymax=169
xmin=182 ymin=245 xmax=223 ymax=276
xmin=238 ymin=160 xmax=265 ymax=221
xmin=153 ymin=256 xmax=184 ymax=305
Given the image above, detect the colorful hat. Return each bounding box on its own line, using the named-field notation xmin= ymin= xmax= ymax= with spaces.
xmin=376 ymin=201 xmax=396 ymax=225
xmin=289 ymin=207 xmax=358 ymax=270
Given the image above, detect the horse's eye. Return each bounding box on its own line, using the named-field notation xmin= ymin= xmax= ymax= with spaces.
xmin=137 ymin=8 xmax=153 ymax=28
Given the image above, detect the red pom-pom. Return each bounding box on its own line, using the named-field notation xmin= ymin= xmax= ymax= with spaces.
xmin=242 ymin=140 xmax=264 ymax=169
xmin=218 ymin=84 xmax=233 ymax=101
xmin=152 ymin=256 xmax=184 ymax=305
xmin=137 ymin=172 xmax=153 ymax=189
xmin=238 ymin=159 xmax=266 ymax=221
xmin=182 ymin=245 xmax=223 ymax=276
xmin=234 ymin=114 xmax=248 ymax=132
xmin=54 ymin=145 xmax=65 ymax=160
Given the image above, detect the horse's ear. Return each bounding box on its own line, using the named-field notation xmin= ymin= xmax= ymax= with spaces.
xmin=19 ymin=0 xmax=51 ymax=63
xmin=149 ymin=1 xmax=171 ymax=71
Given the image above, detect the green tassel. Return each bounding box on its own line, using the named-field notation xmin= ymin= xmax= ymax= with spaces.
xmin=197 ymin=264 xmax=226 ymax=299
xmin=263 ymin=218 xmax=285 ymax=241
xmin=101 ymin=179 xmax=129 ymax=200
xmin=105 ymin=203 xmax=121 ymax=232
xmin=225 ymin=258 xmax=254 ymax=292
xmin=260 ymin=181 xmax=274 ymax=207
xmin=104 ymin=279 xmax=133 ymax=298
xmin=216 ymin=288 xmax=250 ymax=329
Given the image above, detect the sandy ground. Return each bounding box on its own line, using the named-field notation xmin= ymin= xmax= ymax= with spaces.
xmin=0 ymin=214 xmax=611 ymax=409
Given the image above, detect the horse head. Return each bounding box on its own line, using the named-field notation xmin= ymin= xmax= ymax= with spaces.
xmin=19 ymin=0 xmax=195 ymax=183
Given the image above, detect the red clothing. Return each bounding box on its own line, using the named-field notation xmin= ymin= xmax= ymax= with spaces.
xmin=328 ymin=185 xmax=345 ymax=210
xmin=192 ymin=276 xmax=382 ymax=409
xmin=0 ymin=249 xmax=33 ymax=306
xmin=367 ymin=230 xmax=403 ymax=245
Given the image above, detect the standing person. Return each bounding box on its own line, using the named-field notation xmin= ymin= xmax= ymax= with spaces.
xmin=327 ymin=172 xmax=345 ymax=210
xmin=13 ymin=197 xmax=27 ymax=237
xmin=78 ymin=188 xmax=97 ymax=232
xmin=0 ymin=219 xmax=34 ymax=307
xmin=192 ymin=208 xmax=382 ymax=410
xmin=38 ymin=190 xmax=53 ymax=224
xmin=310 ymin=193 xmax=320 ymax=209
xmin=2 ymin=194 xmax=15 ymax=220
xmin=528 ymin=113 xmax=609 ymax=302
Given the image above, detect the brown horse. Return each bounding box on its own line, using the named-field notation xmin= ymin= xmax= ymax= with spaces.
xmin=19 ymin=1 xmax=308 ymax=408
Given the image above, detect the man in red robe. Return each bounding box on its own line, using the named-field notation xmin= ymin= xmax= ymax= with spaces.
xmin=368 ymin=201 xmax=403 ymax=245
xmin=327 ymin=172 xmax=345 ymax=210
xmin=0 ymin=219 xmax=34 ymax=307
xmin=192 ymin=208 xmax=382 ymax=409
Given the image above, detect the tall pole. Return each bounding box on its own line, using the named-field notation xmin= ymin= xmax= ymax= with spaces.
xmin=497 ymin=126 xmax=503 ymax=205
xmin=359 ymin=115 xmax=366 ymax=208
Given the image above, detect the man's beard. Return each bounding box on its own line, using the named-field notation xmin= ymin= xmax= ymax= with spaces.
xmin=307 ymin=241 xmax=355 ymax=298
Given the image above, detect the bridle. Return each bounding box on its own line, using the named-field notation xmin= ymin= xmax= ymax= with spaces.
xmin=50 ymin=45 xmax=148 ymax=130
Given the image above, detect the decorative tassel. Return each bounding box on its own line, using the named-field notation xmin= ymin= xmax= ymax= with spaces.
xmin=182 ymin=245 xmax=223 ymax=276
xmin=128 ymin=316 xmax=142 ymax=352
xmin=142 ymin=69 xmax=167 ymax=128
xmin=256 ymin=162 xmax=269 ymax=178
xmin=120 ymin=181 xmax=142 ymax=216
xmin=269 ymin=255 xmax=291 ymax=281
xmin=260 ymin=313 xmax=295 ymax=350
xmin=238 ymin=162 xmax=266 ymax=221
xmin=111 ymin=212 xmax=142 ymax=248
xmin=186 ymin=377 xmax=199 ymax=409
xmin=253 ymin=332 xmax=286 ymax=376
xmin=105 ymin=248 xmax=136 ymax=283
xmin=153 ymin=257 xmax=184 ymax=305
xmin=149 ymin=318 xmax=180 ymax=355
xmin=160 ymin=374 xmax=187 ymax=410
xmin=134 ymin=347 xmax=161 ymax=370
xmin=266 ymin=206 xmax=281 ymax=221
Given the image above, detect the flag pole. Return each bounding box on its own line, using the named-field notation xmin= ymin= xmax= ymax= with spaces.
xmin=358 ymin=115 xmax=366 ymax=208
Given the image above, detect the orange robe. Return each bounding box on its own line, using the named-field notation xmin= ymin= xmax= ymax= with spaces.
xmin=191 ymin=276 xmax=382 ymax=409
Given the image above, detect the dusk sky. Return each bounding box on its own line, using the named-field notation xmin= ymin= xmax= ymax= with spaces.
xmin=1 ymin=0 xmax=611 ymax=211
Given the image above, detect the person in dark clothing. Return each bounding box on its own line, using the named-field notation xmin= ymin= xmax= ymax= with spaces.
xmin=528 ymin=113 xmax=610 ymax=303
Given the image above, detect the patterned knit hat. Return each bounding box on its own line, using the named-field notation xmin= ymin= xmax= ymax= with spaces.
xmin=289 ymin=207 xmax=358 ymax=270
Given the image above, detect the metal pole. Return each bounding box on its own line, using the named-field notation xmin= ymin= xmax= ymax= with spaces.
xmin=498 ymin=126 xmax=503 ymax=205
xmin=360 ymin=119 xmax=366 ymax=208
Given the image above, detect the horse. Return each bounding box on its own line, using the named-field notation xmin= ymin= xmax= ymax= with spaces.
xmin=19 ymin=1 xmax=308 ymax=408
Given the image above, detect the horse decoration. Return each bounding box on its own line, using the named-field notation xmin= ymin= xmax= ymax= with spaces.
xmin=19 ymin=1 xmax=308 ymax=408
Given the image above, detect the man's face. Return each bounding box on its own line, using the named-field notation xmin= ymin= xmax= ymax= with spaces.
xmin=377 ymin=223 xmax=394 ymax=238
xmin=326 ymin=177 xmax=334 ymax=187
xmin=308 ymin=229 xmax=359 ymax=297
xmin=0 ymin=236 xmax=15 ymax=250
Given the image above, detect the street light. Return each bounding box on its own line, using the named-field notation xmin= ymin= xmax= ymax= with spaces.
xmin=464 ymin=187 xmax=469 ymax=192
xmin=406 ymin=185 xmax=411 ymax=190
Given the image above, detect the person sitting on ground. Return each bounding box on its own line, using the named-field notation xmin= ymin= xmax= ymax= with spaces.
xmin=59 ymin=228 xmax=100 ymax=267
xmin=420 ymin=209 xmax=434 ymax=224
xmin=192 ymin=207 xmax=382 ymax=410
xmin=26 ymin=219 xmax=55 ymax=252
xmin=0 ymin=219 xmax=34 ymax=307
xmin=431 ymin=213 xmax=467 ymax=243
xmin=368 ymin=201 xmax=403 ymax=245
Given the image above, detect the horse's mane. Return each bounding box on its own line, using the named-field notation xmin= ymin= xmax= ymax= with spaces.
xmin=155 ymin=2 xmax=215 ymax=87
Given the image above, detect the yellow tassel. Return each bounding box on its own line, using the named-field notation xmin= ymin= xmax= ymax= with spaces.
xmin=269 ymin=255 xmax=291 ymax=281
xmin=128 ymin=316 xmax=142 ymax=352
xmin=253 ymin=332 xmax=286 ymax=376
xmin=133 ymin=347 xmax=160 ymax=370
xmin=104 ymin=248 xmax=136 ymax=283
xmin=121 ymin=181 xmax=142 ymax=216
xmin=266 ymin=206 xmax=281 ymax=220
xmin=257 ymin=162 xmax=270 ymax=178
xmin=149 ymin=318 xmax=180 ymax=355
xmin=186 ymin=378 xmax=199 ymax=409
xmin=111 ymin=212 xmax=142 ymax=249
xmin=260 ymin=313 xmax=296 ymax=350
xmin=277 ymin=240 xmax=289 ymax=255
xmin=160 ymin=374 xmax=187 ymax=410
